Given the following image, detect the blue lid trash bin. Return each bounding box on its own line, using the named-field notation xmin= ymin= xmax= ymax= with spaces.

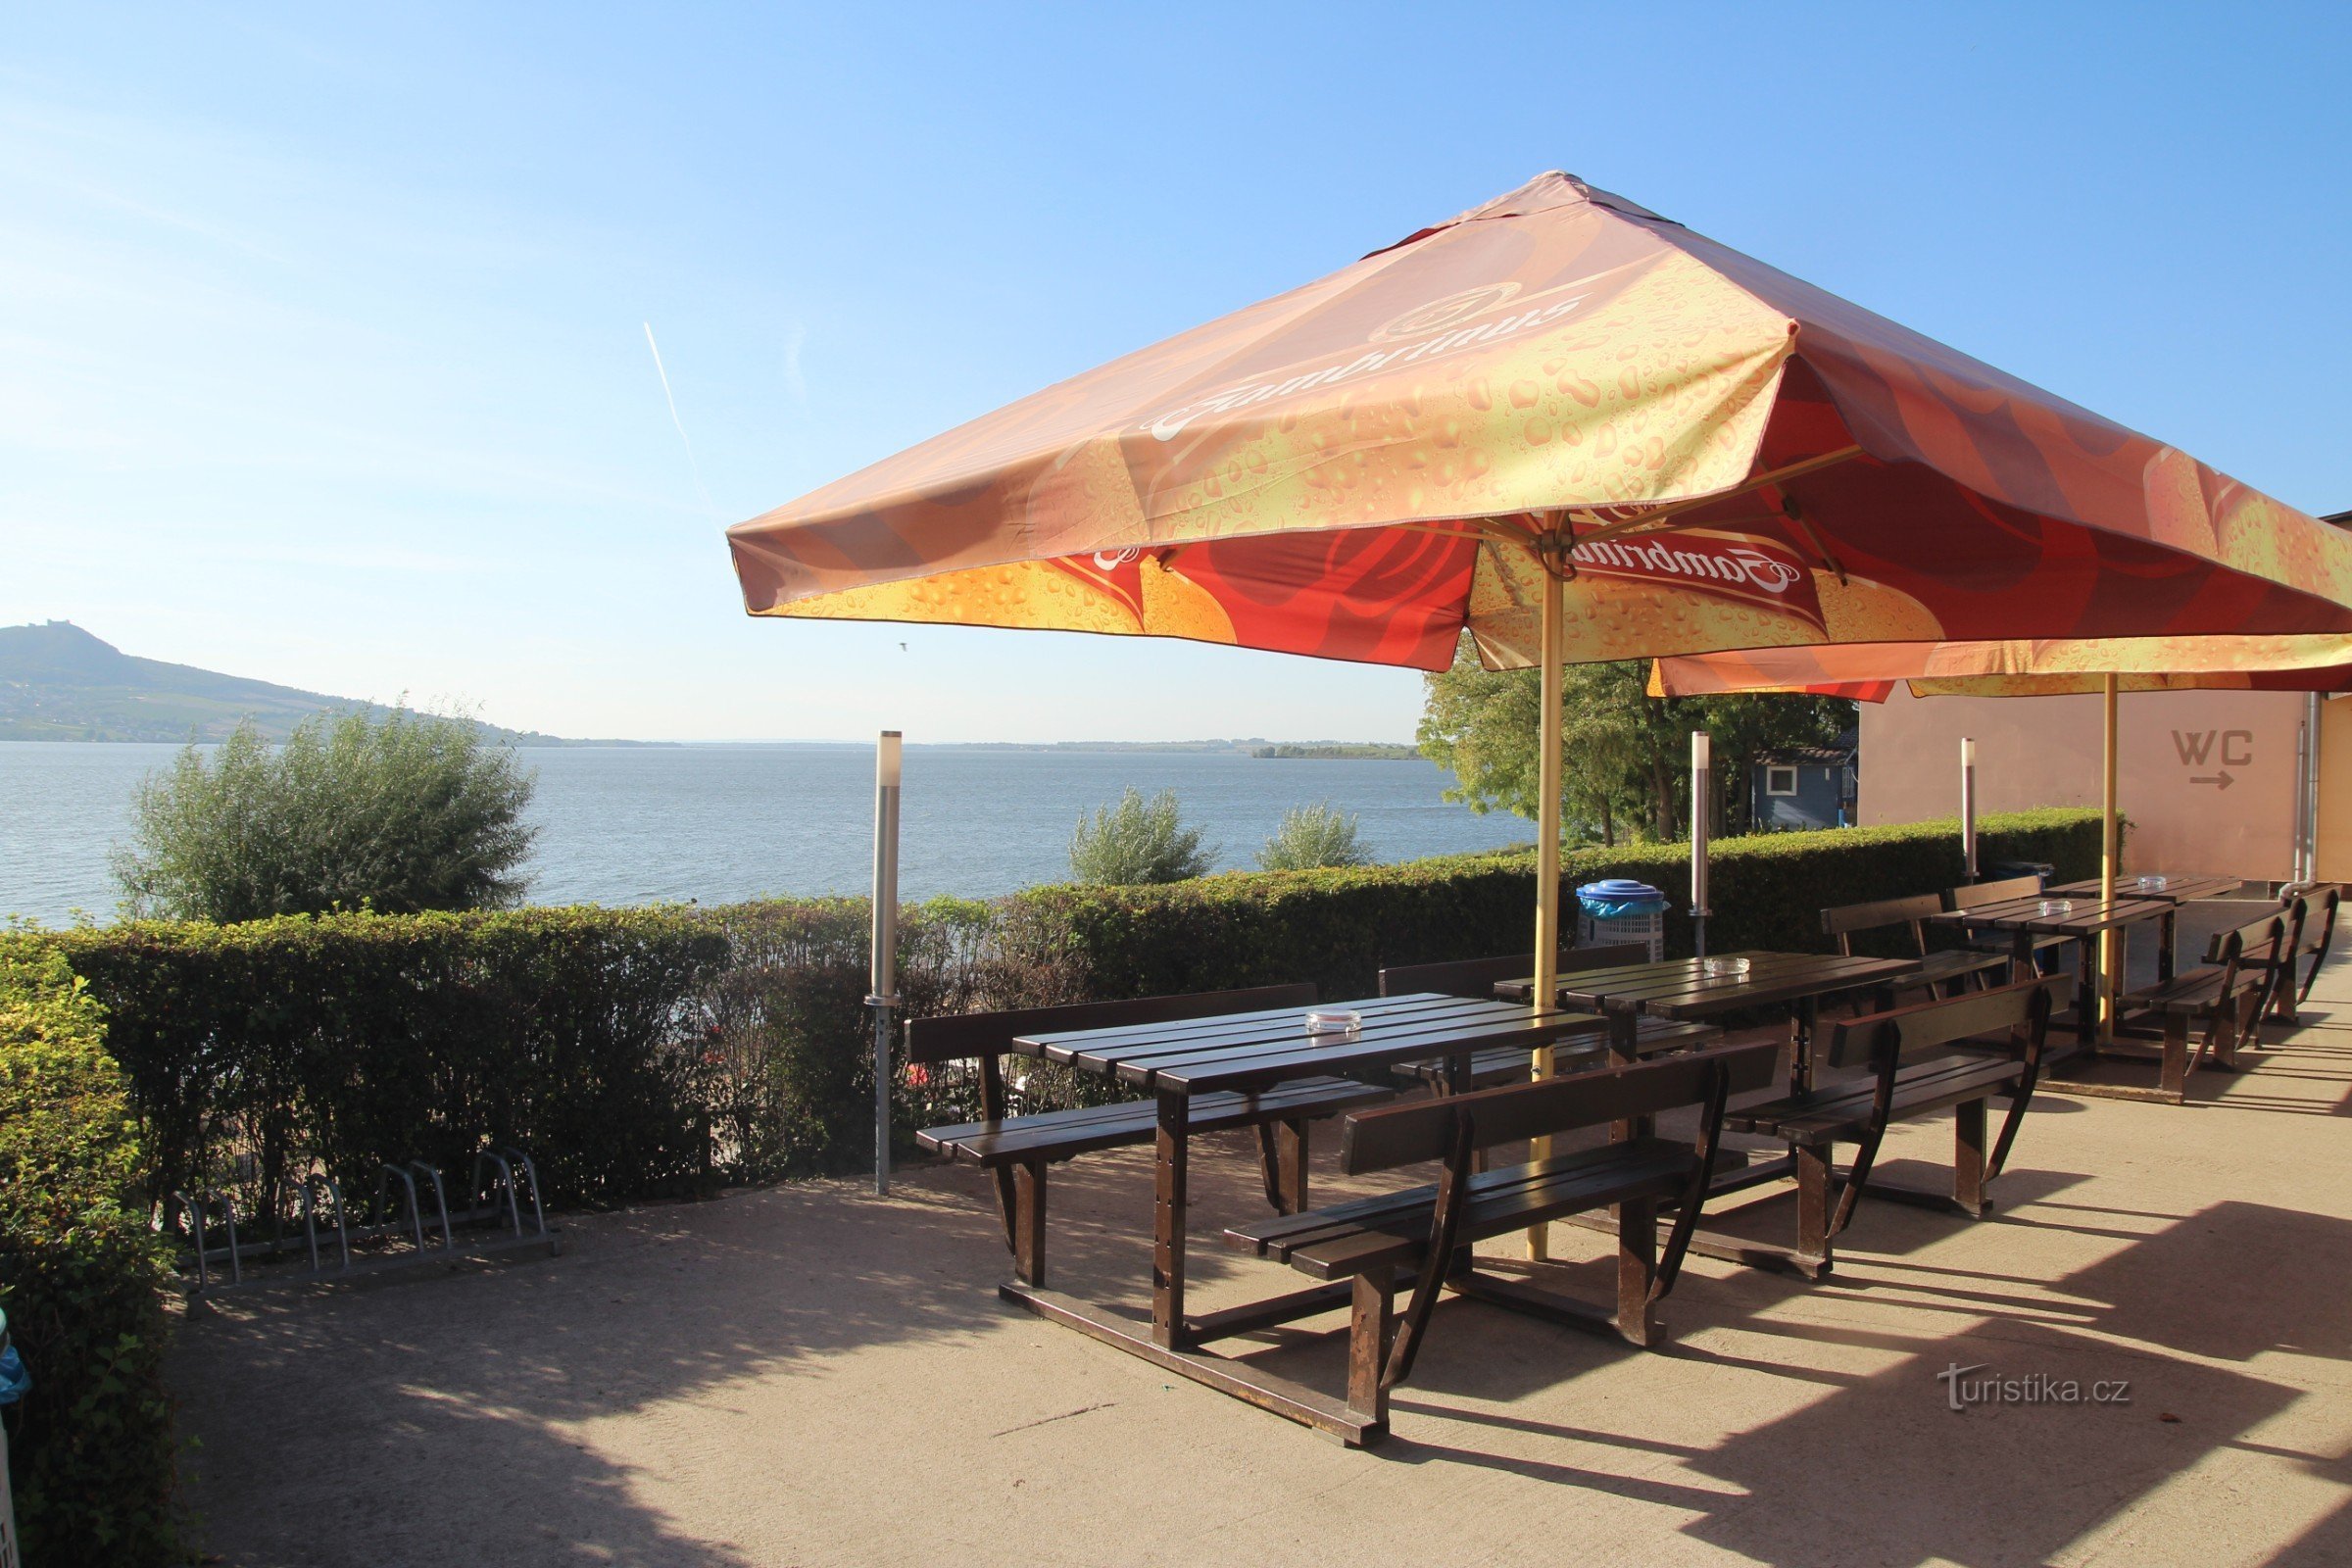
xmin=1574 ymin=880 xmax=1671 ymax=961
xmin=1576 ymin=880 xmax=1668 ymax=919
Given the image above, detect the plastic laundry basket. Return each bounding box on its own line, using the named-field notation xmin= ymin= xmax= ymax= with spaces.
xmin=1576 ymin=879 xmax=1669 ymax=962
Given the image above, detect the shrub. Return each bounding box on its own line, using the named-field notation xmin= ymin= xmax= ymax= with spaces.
xmin=696 ymin=896 xmax=998 ymax=1176
xmin=1004 ymin=809 xmax=2108 ymax=1002
xmin=49 ymin=907 xmax=731 ymax=1215
xmin=0 ymin=939 xmax=181 ymax=1564
xmin=1257 ymin=803 xmax=1371 ymax=871
xmin=114 ymin=707 xmax=537 ymax=922
xmin=1067 ymin=788 xmax=1216 ymax=885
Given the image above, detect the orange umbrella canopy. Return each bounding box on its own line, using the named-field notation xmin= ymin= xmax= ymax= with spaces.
xmin=1648 ymin=635 xmax=2352 ymax=701
xmin=728 ymin=172 xmax=2352 ymax=670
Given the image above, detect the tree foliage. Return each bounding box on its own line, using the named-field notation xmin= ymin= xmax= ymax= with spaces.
xmin=114 ymin=706 xmax=537 ymax=922
xmin=1256 ymin=802 xmax=1371 ymax=871
xmin=1416 ymin=642 xmax=1852 ymax=844
xmin=1068 ymin=787 xmax=1217 ymax=885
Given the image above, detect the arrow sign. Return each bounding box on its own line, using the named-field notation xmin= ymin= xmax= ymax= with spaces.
xmin=2189 ymin=770 xmax=2235 ymax=791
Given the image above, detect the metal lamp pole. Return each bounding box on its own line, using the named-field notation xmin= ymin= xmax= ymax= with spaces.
xmin=867 ymin=730 xmax=903 ymax=1197
xmin=1960 ymin=736 xmax=1978 ymax=880
xmin=1690 ymin=730 xmax=1712 ymax=959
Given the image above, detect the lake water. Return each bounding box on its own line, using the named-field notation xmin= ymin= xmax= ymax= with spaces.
xmin=0 ymin=742 xmax=1532 ymax=924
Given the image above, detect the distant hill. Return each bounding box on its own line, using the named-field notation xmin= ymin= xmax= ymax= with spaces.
xmin=0 ymin=621 xmax=640 ymax=746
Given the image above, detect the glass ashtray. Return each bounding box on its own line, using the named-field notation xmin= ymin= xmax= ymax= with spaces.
xmin=1700 ymin=956 xmax=1751 ymax=979
xmin=2037 ymin=899 xmax=2076 ymax=917
xmin=2136 ymin=875 xmax=2170 ymax=893
xmin=1303 ymin=1009 xmax=1362 ymax=1038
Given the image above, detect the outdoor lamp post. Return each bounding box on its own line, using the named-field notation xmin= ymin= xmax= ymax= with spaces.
xmin=868 ymin=730 xmax=903 ymax=1197
xmin=1690 ymin=730 xmax=1712 ymax=959
xmin=1960 ymin=736 xmax=1978 ymax=879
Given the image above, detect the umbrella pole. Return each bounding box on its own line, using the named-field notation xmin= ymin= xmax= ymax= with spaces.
xmin=1528 ymin=565 xmax=1565 ymax=1261
xmin=2099 ymin=675 xmax=2120 ymax=1037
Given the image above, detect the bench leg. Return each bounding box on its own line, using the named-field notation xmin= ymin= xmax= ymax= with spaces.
xmin=1795 ymin=1141 xmax=1834 ymax=1277
xmin=1952 ymin=1098 xmax=1989 ymax=1218
xmin=1616 ymin=1195 xmax=1660 ymax=1347
xmin=1011 ymin=1160 xmax=1047 ymax=1287
xmin=2159 ymin=1015 xmax=2190 ymax=1103
xmin=1254 ymin=1118 xmax=1309 ymax=1215
xmin=1348 ymin=1272 xmax=1392 ymax=1432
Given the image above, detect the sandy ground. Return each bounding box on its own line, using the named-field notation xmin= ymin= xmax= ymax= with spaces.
xmin=171 ymin=946 xmax=2352 ymax=1568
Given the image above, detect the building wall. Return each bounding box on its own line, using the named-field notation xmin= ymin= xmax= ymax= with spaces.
xmin=2321 ymin=696 xmax=2352 ymax=883
xmin=1752 ymin=762 xmax=1849 ymax=830
xmin=1857 ymin=686 xmax=2308 ymax=879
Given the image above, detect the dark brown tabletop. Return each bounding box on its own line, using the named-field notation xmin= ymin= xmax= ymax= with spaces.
xmin=1015 ymin=991 xmax=1605 ymax=1096
xmin=1926 ymin=894 xmax=2174 ymax=938
xmin=2045 ymin=874 xmax=2243 ymax=903
xmin=1493 ymin=951 xmax=1921 ymax=1019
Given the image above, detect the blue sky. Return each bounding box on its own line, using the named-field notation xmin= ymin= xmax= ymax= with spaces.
xmin=5 ymin=3 xmax=2346 ymax=742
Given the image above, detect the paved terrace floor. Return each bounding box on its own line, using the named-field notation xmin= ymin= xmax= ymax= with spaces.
xmin=173 ymin=954 xmax=2352 ymax=1568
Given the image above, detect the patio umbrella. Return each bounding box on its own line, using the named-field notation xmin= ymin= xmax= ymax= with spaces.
xmin=1648 ymin=633 xmax=2352 ymax=1021
xmin=728 ymin=172 xmax=2352 ymax=1053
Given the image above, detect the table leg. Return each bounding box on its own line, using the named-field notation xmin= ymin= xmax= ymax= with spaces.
xmin=1152 ymin=1085 xmax=1189 ymax=1349
xmin=2010 ymin=929 xmax=2034 ymax=987
xmin=1793 ymin=996 xmax=1820 ymax=1096
xmin=1609 ymin=1008 xmax=1642 ymax=1145
xmin=2158 ymin=908 xmax=2179 ymax=985
xmin=2076 ymin=935 xmax=2098 ymax=1048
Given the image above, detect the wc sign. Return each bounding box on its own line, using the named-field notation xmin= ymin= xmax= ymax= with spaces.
xmin=2173 ymin=729 xmax=2254 ymax=791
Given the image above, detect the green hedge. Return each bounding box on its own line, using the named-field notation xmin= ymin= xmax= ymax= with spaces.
xmin=0 ymin=940 xmax=182 ymax=1564
xmin=997 ymin=809 xmax=2109 ymax=1002
xmin=48 ymin=907 xmax=733 ymax=1215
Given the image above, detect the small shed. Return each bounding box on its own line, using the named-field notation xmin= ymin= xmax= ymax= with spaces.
xmin=1750 ymin=729 xmax=1858 ymax=830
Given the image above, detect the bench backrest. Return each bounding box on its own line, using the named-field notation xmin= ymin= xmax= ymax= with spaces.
xmin=1820 ymin=893 xmax=1942 ymax=956
xmin=1823 ymin=973 xmax=2071 ymax=1072
xmin=2203 ymin=909 xmax=2288 ymax=1015
xmin=2205 ymin=909 xmax=2285 ymax=971
xmin=904 ymin=984 xmax=1318 ymax=1065
xmin=1338 ymin=1039 xmax=1783 ymax=1174
xmin=1376 ymin=944 xmax=1647 ymax=999
xmin=2286 ymin=885 xmax=2340 ymax=956
xmin=1945 ymin=875 xmax=2044 ymax=912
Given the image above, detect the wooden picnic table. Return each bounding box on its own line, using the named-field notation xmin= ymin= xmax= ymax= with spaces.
xmin=1493 ymin=952 xmax=1923 ymax=1248
xmin=2046 ymin=873 xmax=2243 ymax=904
xmin=2041 ymin=874 xmax=2244 ymax=996
xmin=1924 ymin=893 xmax=2174 ymax=1045
xmin=998 ymin=990 xmax=1608 ymax=1443
xmin=1494 ymin=950 xmax=1922 ymax=1092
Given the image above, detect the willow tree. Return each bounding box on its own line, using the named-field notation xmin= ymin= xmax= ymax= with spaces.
xmin=116 ymin=707 xmax=537 ymax=922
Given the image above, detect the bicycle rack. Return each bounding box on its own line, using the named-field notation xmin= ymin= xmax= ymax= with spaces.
xmin=173 ymin=1142 xmax=560 ymax=1295
xmin=172 ymin=1189 xmax=243 ymax=1288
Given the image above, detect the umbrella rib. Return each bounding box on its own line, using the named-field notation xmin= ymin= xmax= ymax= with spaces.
xmin=1566 ymin=444 xmax=1866 ymax=552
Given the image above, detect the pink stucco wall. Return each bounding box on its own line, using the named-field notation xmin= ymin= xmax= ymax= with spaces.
xmin=1857 ymin=686 xmax=2306 ymax=880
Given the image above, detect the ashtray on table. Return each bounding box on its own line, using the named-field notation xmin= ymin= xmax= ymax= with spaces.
xmin=1700 ymin=956 xmax=1751 ymax=979
xmin=2037 ymin=899 xmax=2076 ymax=916
xmin=1303 ymin=1009 xmax=1362 ymax=1039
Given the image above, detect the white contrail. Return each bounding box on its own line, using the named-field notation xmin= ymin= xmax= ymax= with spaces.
xmin=643 ymin=321 xmax=718 ymax=515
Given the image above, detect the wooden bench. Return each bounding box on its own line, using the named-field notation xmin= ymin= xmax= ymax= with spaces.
xmin=1721 ymin=974 xmax=2067 ymax=1276
xmin=1376 ymin=947 xmax=1717 ymax=1091
xmin=912 ymin=986 xmax=1392 ymax=1287
xmin=2114 ymin=908 xmax=2290 ymax=1101
xmin=1822 ymin=893 xmax=2011 ymax=1001
xmin=2272 ymin=885 xmax=2339 ymax=1024
xmin=1223 ymin=1039 xmax=1780 ymax=1440
xmin=1944 ymin=876 xmax=2069 ymax=972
